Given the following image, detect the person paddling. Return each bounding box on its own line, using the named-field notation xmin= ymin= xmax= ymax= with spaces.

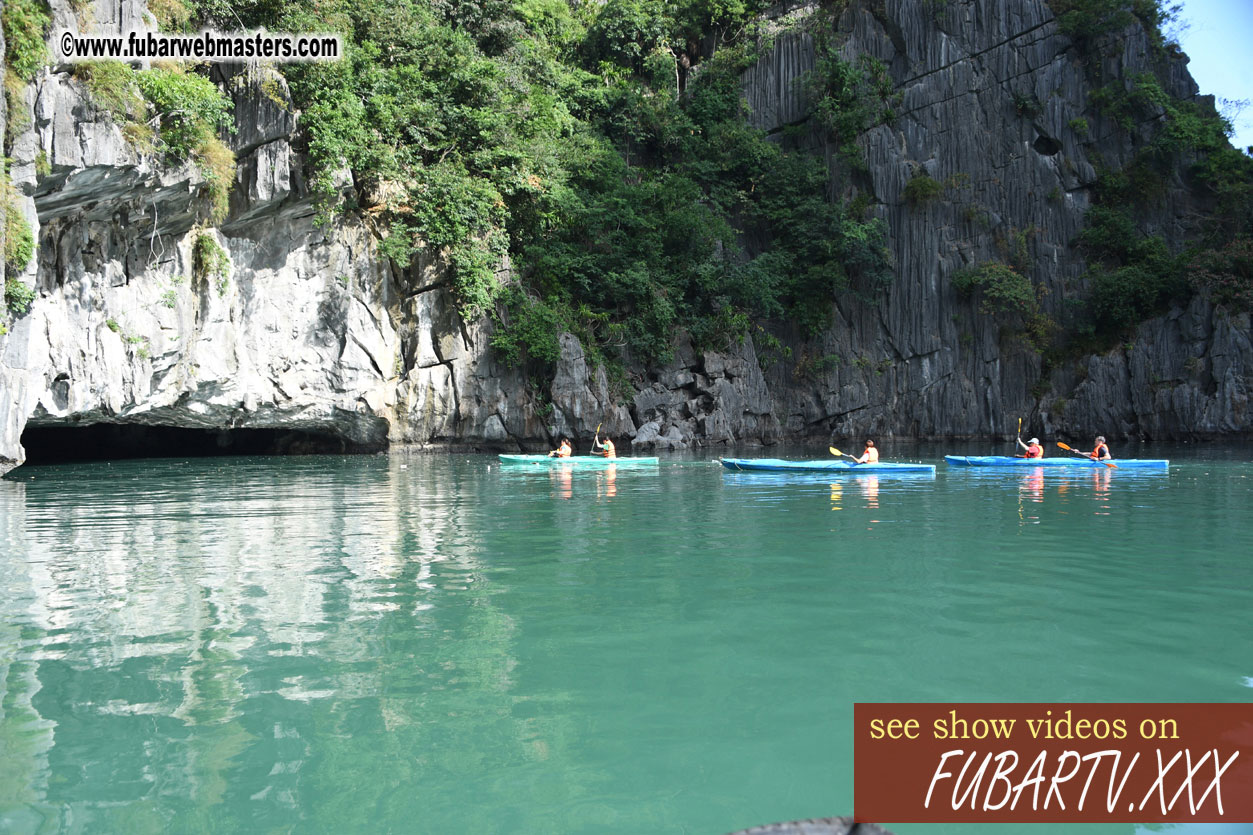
xmin=856 ymin=440 xmax=879 ymax=464
xmin=549 ymin=437 xmax=572 ymax=458
xmin=1090 ymin=435 xmax=1111 ymax=460
xmin=591 ymin=434 xmax=616 ymax=458
xmin=1016 ymin=436 xmax=1043 ymax=459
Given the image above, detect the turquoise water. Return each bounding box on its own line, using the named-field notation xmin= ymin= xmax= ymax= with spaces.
xmin=1 ymin=444 xmax=1250 ymax=834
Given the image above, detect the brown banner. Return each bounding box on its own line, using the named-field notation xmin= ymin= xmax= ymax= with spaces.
xmin=854 ymin=703 xmax=1253 ymax=823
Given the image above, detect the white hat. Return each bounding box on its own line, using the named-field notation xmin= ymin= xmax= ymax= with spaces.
xmin=1029 ymin=437 xmax=1039 ymax=444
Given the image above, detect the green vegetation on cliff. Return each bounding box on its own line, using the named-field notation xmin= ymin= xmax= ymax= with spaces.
xmin=70 ymin=60 xmax=237 ymax=223
xmin=804 ymin=40 xmax=898 ymax=167
xmin=136 ymin=66 xmax=237 ymax=221
xmin=3 ymin=160 xmax=37 ymax=331
xmin=138 ymin=0 xmax=1249 ymax=370
xmin=1051 ymin=0 xmax=1175 ymax=51
xmin=185 ymin=0 xmax=889 ymax=368
xmin=1059 ymin=0 xmax=1253 ymax=337
xmin=2 ymin=166 xmax=35 ymax=276
xmin=2 ymin=0 xmax=51 ymax=151
xmin=193 ymin=230 xmax=231 ymax=295
xmin=1 ymin=0 xmax=50 ymax=83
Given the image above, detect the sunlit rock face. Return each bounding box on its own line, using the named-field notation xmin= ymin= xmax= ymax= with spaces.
xmin=2 ymin=0 xmax=1249 ymax=474
xmin=1 ymin=25 xmax=384 ymax=469
xmin=0 ymin=0 xmax=619 ymax=473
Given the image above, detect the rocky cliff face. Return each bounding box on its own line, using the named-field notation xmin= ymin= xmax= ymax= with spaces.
xmin=0 ymin=0 xmax=627 ymax=473
xmin=620 ymin=0 xmax=1249 ymax=447
xmin=1 ymin=0 xmax=1248 ymax=474
xmin=751 ymin=0 xmax=1250 ymax=443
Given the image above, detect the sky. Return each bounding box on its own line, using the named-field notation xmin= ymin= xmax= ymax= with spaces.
xmin=1172 ymin=0 xmax=1253 ymax=153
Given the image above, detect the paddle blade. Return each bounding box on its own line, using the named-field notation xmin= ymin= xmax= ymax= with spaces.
xmin=1056 ymin=441 xmax=1074 ymax=452
xmin=829 ymin=446 xmax=844 ymax=457
xmin=1104 ymin=461 xmax=1118 ymax=469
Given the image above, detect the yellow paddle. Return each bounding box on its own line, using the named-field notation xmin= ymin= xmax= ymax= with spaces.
xmin=1014 ymin=417 xmax=1032 ymax=458
xmin=1057 ymin=441 xmax=1118 ymax=469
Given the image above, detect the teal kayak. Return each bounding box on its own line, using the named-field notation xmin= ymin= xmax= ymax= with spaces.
xmin=944 ymin=455 xmax=1169 ymax=469
xmin=719 ymin=458 xmax=936 ymax=474
xmin=498 ymin=454 xmax=659 ymax=466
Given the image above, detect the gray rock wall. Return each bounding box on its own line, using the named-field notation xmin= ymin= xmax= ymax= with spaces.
xmin=1 ymin=0 xmax=1249 ymax=475
xmin=727 ymin=0 xmax=1249 ymax=442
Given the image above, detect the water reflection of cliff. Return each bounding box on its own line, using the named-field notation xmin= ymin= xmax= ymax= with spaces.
xmin=0 ymin=480 xmax=57 ymax=830
xmin=0 ymin=457 xmax=553 ymax=830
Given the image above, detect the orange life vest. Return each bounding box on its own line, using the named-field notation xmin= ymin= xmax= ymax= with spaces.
xmin=1026 ymin=444 xmax=1042 ymax=459
xmin=1091 ymin=443 xmax=1109 ymax=460
xmin=556 ymin=441 xmax=571 ymax=458
xmin=862 ymin=447 xmax=879 ymax=463
xmin=601 ymin=439 xmax=616 ymax=458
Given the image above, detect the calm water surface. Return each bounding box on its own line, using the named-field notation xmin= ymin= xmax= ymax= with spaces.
xmin=1 ymin=443 xmax=1250 ymax=834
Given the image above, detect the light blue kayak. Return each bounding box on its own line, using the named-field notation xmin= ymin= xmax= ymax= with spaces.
xmin=719 ymin=458 xmax=936 ymax=474
xmin=944 ymin=455 xmax=1169 ymax=469
xmin=498 ymin=454 xmax=659 ymax=467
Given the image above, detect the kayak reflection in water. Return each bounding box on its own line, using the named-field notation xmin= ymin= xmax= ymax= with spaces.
xmin=861 ymin=475 xmax=880 ymax=509
xmin=1022 ymin=467 xmax=1044 ymax=502
xmin=597 ymin=464 xmax=617 ymax=499
xmin=1018 ymin=467 xmax=1044 ymax=525
xmin=551 ymin=464 xmax=573 ymax=499
xmin=1093 ymin=467 xmax=1111 ymax=514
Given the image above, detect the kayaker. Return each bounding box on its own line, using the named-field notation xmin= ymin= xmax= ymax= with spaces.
xmin=549 ymin=437 xmax=572 ymax=458
xmin=1090 ymin=436 xmax=1111 ymax=460
xmin=592 ymin=436 xmax=616 ymax=458
xmin=856 ymin=440 xmax=879 ymax=464
xmin=1017 ymin=436 xmax=1043 ymax=459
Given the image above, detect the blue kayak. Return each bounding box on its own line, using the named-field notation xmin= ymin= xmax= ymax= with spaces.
xmin=944 ymin=455 xmax=1169 ymax=469
xmin=719 ymin=458 xmax=936 ymax=474
xmin=498 ymin=454 xmax=658 ymax=467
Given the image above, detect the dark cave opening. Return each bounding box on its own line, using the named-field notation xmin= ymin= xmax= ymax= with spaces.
xmin=1032 ymin=134 xmax=1062 ymax=156
xmin=20 ymin=424 xmax=376 ymax=465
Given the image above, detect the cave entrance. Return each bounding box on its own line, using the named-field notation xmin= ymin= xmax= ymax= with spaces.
xmin=1032 ymin=134 xmax=1062 ymax=156
xmin=20 ymin=424 xmax=375 ymax=465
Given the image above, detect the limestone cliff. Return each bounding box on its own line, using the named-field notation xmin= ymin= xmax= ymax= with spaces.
xmin=0 ymin=0 xmax=627 ymax=473
xmin=0 ymin=0 xmax=1248 ymax=474
xmin=726 ymin=0 xmax=1250 ymax=444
